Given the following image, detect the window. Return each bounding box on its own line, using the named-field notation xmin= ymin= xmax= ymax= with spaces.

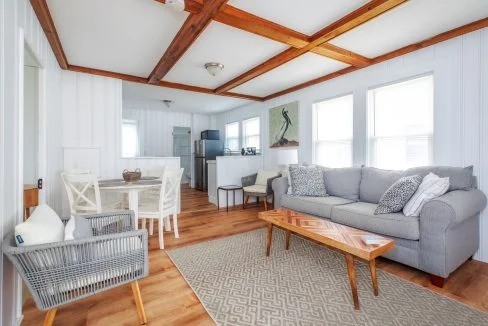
xmin=242 ymin=117 xmax=260 ymax=150
xmin=368 ymin=75 xmax=433 ymax=170
xmin=225 ymin=122 xmax=240 ymax=151
xmin=122 ymin=119 xmax=139 ymax=157
xmin=313 ymin=94 xmax=353 ymax=167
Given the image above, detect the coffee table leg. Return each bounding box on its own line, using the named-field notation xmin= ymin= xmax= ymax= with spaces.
xmin=345 ymin=254 xmax=359 ymax=310
xmin=369 ymin=258 xmax=378 ymax=296
xmin=285 ymin=231 xmax=290 ymax=250
xmin=266 ymin=223 xmax=273 ymax=257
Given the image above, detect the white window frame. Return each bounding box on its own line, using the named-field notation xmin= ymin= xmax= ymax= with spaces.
xmin=367 ymin=74 xmax=434 ymax=170
xmin=121 ymin=119 xmax=139 ymax=158
xmin=242 ymin=116 xmax=261 ymax=151
xmin=312 ymin=94 xmax=354 ymax=168
xmin=225 ymin=121 xmax=240 ymax=152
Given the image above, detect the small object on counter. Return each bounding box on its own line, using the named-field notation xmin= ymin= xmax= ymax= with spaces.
xmin=122 ymin=168 xmax=141 ymax=183
xmin=241 ymin=148 xmax=246 ymax=156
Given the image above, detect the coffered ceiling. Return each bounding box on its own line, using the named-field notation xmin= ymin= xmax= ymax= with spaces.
xmin=33 ymin=0 xmax=488 ymax=108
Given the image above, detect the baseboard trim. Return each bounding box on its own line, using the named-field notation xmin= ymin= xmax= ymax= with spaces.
xmin=14 ymin=315 xmax=24 ymax=326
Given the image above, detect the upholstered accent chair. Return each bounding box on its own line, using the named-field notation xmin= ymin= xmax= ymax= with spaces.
xmin=242 ymin=170 xmax=281 ymax=210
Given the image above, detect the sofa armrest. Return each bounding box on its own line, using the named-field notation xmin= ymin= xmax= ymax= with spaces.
xmin=419 ymin=189 xmax=486 ymax=278
xmin=266 ymin=175 xmax=282 ymax=194
xmin=241 ymin=173 xmax=257 ymax=187
xmin=272 ymin=176 xmax=289 ymax=208
xmin=421 ymin=189 xmax=487 ymax=227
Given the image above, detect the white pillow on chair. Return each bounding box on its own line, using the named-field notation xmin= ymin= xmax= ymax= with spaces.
xmin=15 ymin=204 xmax=65 ymax=246
xmin=255 ymin=170 xmax=280 ymax=186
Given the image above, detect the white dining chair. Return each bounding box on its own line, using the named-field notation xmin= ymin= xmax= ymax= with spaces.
xmin=61 ymin=172 xmax=122 ymax=214
xmin=138 ymin=168 xmax=183 ymax=249
xmin=143 ymin=165 xmax=166 ymax=178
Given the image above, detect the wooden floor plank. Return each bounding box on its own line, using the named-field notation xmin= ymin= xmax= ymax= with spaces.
xmin=21 ymin=186 xmax=488 ymax=325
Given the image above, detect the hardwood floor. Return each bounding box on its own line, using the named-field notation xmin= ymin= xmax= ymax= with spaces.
xmin=22 ymin=186 xmax=488 ymax=325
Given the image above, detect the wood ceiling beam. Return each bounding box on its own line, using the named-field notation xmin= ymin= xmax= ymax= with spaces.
xmin=30 ymin=0 xmax=68 ymax=69
xmin=68 ymin=65 xmax=264 ymax=102
xmin=264 ymin=17 xmax=488 ymax=101
xmin=147 ymin=0 xmax=229 ymax=84
xmin=214 ymin=0 xmax=407 ymax=94
xmin=156 ymin=0 xmax=371 ymax=67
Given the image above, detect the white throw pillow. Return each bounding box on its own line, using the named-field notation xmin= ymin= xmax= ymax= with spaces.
xmin=403 ymin=173 xmax=450 ymax=217
xmin=255 ymin=170 xmax=280 ymax=186
xmin=15 ymin=204 xmax=64 ymax=246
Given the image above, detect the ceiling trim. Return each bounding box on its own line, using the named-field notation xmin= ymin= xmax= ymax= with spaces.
xmin=30 ymin=0 xmax=68 ymax=69
xmin=156 ymin=0 xmax=371 ymax=67
xmin=68 ymin=65 xmax=264 ymax=102
xmin=214 ymin=0 xmax=407 ymax=94
xmin=264 ymin=17 xmax=488 ymax=101
xmin=147 ymin=0 xmax=229 ymax=84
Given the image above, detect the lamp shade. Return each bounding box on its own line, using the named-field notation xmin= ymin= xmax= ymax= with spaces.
xmin=276 ymin=149 xmax=298 ymax=166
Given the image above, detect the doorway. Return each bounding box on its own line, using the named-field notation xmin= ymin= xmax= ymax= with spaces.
xmin=173 ymin=127 xmax=192 ymax=184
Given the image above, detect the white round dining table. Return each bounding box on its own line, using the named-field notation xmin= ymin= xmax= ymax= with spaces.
xmin=99 ymin=178 xmax=161 ymax=229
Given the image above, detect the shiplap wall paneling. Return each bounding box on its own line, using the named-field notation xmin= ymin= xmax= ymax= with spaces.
xmin=214 ymin=28 xmax=488 ymax=262
xmin=1 ymin=0 xmax=64 ymax=324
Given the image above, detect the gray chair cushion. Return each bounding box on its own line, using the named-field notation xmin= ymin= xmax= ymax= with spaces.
xmin=323 ymin=167 xmax=362 ymax=200
xmin=402 ymin=166 xmax=473 ymax=191
xmin=281 ymin=195 xmax=355 ymax=219
xmin=331 ymin=202 xmax=420 ymax=240
xmin=359 ymin=167 xmax=402 ymax=204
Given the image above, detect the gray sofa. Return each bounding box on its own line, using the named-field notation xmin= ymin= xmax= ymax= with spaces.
xmin=272 ymin=166 xmax=487 ymax=287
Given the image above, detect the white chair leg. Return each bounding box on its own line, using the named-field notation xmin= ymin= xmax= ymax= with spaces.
xmin=164 ymin=215 xmax=171 ymax=231
xmin=149 ymin=219 xmax=154 ymax=236
xmin=141 ymin=218 xmax=146 ymax=230
xmin=173 ymin=213 xmax=179 ymax=238
xmin=158 ymin=217 xmax=164 ymax=249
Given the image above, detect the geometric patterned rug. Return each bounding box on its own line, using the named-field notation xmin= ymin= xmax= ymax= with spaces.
xmin=167 ymin=228 xmax=488 ymax=326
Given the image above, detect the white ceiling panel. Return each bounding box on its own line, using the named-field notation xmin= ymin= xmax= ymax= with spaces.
xmin=330 ymin=0 xmax=488 ymax=58
xmin=122 ymin=81 xmax=252 ymax=114
xmin=47 ymin=0 xmax=188 ymax=77
xmin=164 ymin=21 xmax=287 ymax=89
xmin=228 ymin=0 xmax=369 ymax=35
xmin=232 ymin=53 xmax=349 ymax=97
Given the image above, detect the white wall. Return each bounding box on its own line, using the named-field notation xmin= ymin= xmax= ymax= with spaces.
xmin=23 ymin=65 xmax=38 ymax=185
xmin=214 ymin=28 xmax=488 ymax=262
xmin=1 ymin=0 xmax=64 ymax=324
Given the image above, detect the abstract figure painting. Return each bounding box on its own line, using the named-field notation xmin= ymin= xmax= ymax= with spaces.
xmin=269 ymin=101 xmax=299 ymax=148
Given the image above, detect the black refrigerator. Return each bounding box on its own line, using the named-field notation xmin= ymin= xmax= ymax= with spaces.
xmin=194 ymin=139 xmax=224 ymax=191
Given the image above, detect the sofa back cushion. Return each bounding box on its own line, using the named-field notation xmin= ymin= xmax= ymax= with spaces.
xmin=323 ymin=167 xmax=362 ymax=200
xmin=402 ymin=165 xmax=473 ymax=191
xmin=359 ymin=167 xmax=402 ymax=204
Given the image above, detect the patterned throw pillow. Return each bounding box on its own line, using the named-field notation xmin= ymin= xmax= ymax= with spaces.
xmin=374 ymin=175 xmax=422 ymax=214
xmin=289 ymin=166 xmax=327 ymax=197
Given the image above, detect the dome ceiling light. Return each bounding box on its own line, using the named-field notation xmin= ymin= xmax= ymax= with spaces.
xmin=204 ymin=62 xmax=224 ymax=77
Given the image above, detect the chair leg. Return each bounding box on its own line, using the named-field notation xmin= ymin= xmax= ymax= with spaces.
xmin=164 ymin=215 xmax=171 ymax=231
xmin=43 ymin=309 xmax=57 ymax=326
xmin=141 ymin=218 xmax=146 ymax=231
xmin=244 ymin=195 xmax=249 ymax=209
xmin=149 ymin=219 xmax=154 ymax=236
xmin=263 ymin=196 xmax=268 ymax=211
xmin=158 ymin=217 xmax=164 ymax=250
xmin=173 ymin=213 xmax=179 ymax=238
xmin=131 ymin=281 xmax=148 ymax=325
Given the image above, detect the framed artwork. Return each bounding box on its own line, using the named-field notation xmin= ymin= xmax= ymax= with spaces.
xmin=269 ymin=101 xmax=299 ymax=148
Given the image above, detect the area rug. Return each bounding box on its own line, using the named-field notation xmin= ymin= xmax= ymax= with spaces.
xmin=167 ymin=228 xmax=488 ymax=326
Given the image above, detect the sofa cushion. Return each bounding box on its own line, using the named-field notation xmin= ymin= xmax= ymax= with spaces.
xmin=375 ymin=175 xmax=422 ymax=214
xmin=331 ymin=202 xmax=420 ymax=240
xmin=281 ymin=195 xmax=355 ymax=219
xmin=323 ymin=167 xmax=362 ymax=200
xmin=359 ymin=167 xmax=402 ymax=204
xmin=403 ymin=166 xmax=473 ymax=191
xmin=289 ymin=166 xmax=327 ymax=197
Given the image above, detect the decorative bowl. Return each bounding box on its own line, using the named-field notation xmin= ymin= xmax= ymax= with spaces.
xmin=122 ymin=168 xmax=141 ymax=183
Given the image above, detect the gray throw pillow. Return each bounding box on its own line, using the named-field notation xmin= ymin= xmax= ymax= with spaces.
xmin=375 ymin=175 xmax=422 ymax=214
xmin=289 ymin=166 xmax=327 ymax=197
xmin=64 ymin=215 xmax=93 ymax=240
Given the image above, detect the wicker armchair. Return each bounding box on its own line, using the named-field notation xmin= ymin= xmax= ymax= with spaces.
xmin=2 ymin=211 xmax=148 ymax=326
xmin=241 ymin=173 xmax=281 ymax=210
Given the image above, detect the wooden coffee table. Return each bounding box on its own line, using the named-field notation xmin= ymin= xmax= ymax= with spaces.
xmin=259 ymin=208 xmax=395 ymax=310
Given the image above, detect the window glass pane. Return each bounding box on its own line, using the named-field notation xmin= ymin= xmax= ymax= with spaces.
xmin=225 ymin=122 xmax=240 ymax=151
xmin=243 ymin=117 xmax=260 ymax=149
xmin=122 ymin=120 xmax=138 ymax=157
xmin=369 ymin=75 xmax=433 ymax=170
xmin=313 ymin=94 xmax=353 ymax=168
